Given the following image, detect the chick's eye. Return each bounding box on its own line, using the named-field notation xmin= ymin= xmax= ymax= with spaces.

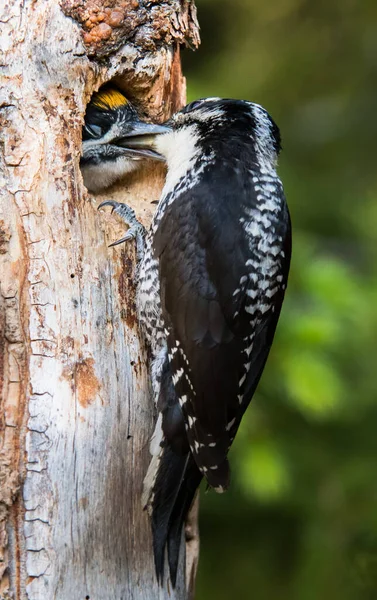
xmin=84 ymin=123 xmax=103 ymax=138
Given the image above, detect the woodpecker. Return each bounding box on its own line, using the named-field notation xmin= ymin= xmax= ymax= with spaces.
xmin=88 ymin=97 xmax=291 ymax=586
xmin=81 ymin=85 xmax=168 ymax=192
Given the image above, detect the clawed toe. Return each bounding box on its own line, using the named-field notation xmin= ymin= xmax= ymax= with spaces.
xmin=98 ymin=200 xmax=146 ymax=261
xmin=108 ymin=229 xmax=137 ymax=248
xmin=98 ymin=200 xmax=132 ymax=217
xmin=98 ymin=200 xmax=118 ymax=212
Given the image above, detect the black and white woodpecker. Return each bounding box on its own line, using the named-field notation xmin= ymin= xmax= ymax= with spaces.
xmin=82 ymin=90 xmax=291 ymax=585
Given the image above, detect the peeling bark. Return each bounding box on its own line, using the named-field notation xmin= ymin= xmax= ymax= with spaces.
xmin=0 ymin=1 xmax=200 ymax=598
xmin=62 ymin=0 xmax=200 ymax=58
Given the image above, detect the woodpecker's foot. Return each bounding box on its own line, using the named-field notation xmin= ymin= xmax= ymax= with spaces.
xmin=98 ymin=200 xmax=146 ymax=261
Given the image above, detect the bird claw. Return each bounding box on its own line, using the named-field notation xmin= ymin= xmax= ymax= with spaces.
xmin=98 ymin=200 xmax=118 ymax=214
xmin=98 ymin=200 xmax=146 ymax=261
xmin=108 ymin=228 xmax=138 ymax=247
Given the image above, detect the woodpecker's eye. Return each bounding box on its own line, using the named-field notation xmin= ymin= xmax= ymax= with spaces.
xmin=84 ymin=123 xmax=103 ymax=139
xmin=188 ymin=100 xmax=202 ymax=110
xmin=181 ymin=99 xmax=205 ymax=114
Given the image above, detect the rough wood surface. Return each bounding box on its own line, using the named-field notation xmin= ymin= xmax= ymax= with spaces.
xmin=0 ymin=1 xmax=200 ymax=598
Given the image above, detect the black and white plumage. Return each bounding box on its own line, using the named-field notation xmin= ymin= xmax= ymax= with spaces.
xmin=94 ymin=97 xmax=291 ymax=586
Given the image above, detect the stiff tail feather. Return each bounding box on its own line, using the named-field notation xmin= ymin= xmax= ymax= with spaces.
xmin=165 ymin=456 xmax=202 ymax=584
xmin=143 ymin=355 xmax=203 ymax=586
xmin=150 ymin=447 xmax=202 ymax=585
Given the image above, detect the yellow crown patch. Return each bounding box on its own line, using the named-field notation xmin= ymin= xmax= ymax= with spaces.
xmin=92 ymin=87 xmax=128 ymax=111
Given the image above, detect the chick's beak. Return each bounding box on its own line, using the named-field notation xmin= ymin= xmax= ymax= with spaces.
xmin=115 ymin=122 xmax=171 ymax=161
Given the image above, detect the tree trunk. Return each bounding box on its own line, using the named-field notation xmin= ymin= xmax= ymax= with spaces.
xmin=0 ymin=1 xmax=200 ymax=598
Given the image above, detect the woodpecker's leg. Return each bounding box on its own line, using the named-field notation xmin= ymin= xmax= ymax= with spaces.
xmin=98 ymin=200 xmax=146 ymax=261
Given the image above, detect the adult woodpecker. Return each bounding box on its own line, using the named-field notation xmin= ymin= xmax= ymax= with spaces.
xmin=85 ymin=96 xmax=291 ymax=585
xmin=81 ymin=85 xmax=168 ymax=192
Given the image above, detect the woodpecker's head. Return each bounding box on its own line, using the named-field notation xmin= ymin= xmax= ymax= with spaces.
xmin=81 ymin=86 xmax=170 ymax=192
xmin=153 ymin=97 xmax=282 ymax=174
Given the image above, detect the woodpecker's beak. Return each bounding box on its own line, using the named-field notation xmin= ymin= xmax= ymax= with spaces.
xmin=114 ymin=122 xmax=171 ymax=161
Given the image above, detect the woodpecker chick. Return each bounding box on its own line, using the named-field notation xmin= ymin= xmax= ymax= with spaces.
xmin=99 ymin=98 xmax=291 ymax=586
xmin=81 ymin=86 xmax=168 ymax=192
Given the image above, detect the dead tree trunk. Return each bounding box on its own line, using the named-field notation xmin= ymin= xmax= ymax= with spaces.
xmin=0 ymin=1 xmax=200 ymax=598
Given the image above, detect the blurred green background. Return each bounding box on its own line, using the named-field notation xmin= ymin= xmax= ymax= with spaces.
xmin=182 ymin=1 xmax=377 ymax=598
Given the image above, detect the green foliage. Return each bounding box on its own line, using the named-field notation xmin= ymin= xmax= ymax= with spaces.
xmin=237 ymin=437 xmax=291 ymax=501
xmin=183 ymin=1 xmax=377 ymax=598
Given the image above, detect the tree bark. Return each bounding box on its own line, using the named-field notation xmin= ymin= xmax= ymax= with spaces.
xmin=0 ymin=1 xmax=200 ymax=598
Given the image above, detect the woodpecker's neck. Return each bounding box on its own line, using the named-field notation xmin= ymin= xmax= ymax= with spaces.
xmin=155 ymin=126 xmax=204 ymax=198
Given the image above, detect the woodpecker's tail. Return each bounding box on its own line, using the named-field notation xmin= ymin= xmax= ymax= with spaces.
xmin=150 ymin=446 xmax=202 ymax=585
xmin=143 ymin=356 xmax=202 ymax=586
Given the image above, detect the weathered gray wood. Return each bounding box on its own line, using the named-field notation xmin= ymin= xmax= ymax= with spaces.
xmin=0 ymin=1 xmax=199 ymax=598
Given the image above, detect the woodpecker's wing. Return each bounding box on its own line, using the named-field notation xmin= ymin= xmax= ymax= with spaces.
xmin=153 ymin=166 xmax=290 ymax=489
